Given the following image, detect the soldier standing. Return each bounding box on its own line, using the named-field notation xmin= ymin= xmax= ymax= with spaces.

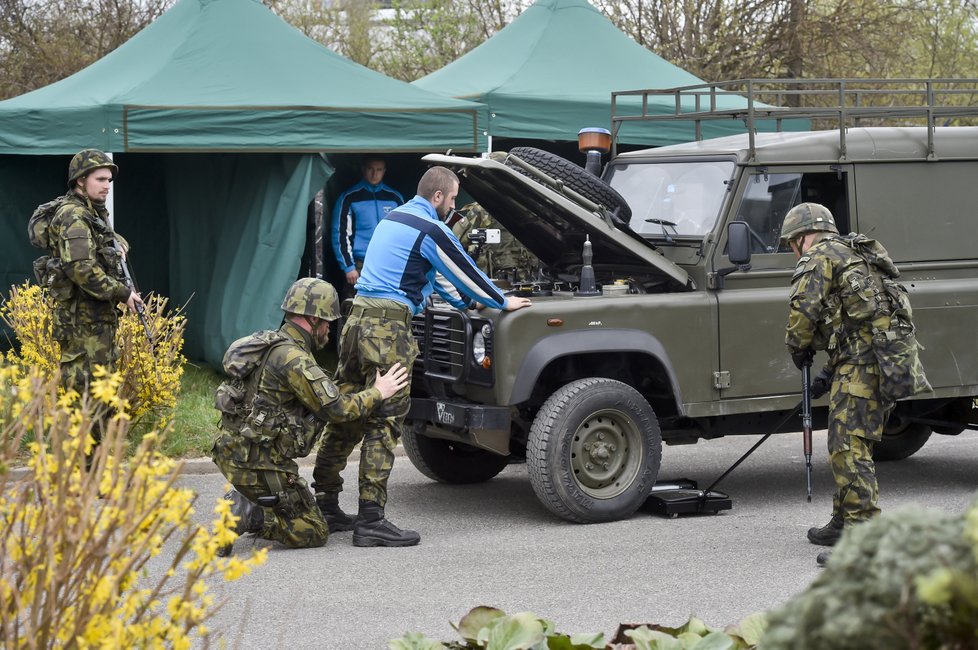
xmin=781 ymin=202 xmax=926 ymax=567
xmin=312 ymin=167 xmax=532 ymax=547
xmin=47 ymin=150 xmax=143 ymax=396
xmin=212 ymin=278 xmax=408 ymax=553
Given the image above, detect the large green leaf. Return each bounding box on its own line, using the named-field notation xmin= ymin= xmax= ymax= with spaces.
xmin=689 ymin=631 xmax=736 ymax=650
xmin=624 ymin=627 xmax=683 ymax=650
xmin=724 ymin=612 xmax=767 ymax=646
xmin=682 ymin=617 xmax=711 ymax=636
xmin=456 ymin=606 xmax=507 ymax=642
xmin=479 ymin=612 xmax=546 ymax=650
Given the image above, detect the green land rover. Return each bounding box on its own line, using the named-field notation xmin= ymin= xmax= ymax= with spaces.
xmin=403 ymin=79 xmax=978 ymax=523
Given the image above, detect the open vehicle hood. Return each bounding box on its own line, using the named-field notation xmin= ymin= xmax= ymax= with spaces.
xmin=423 ymin=153 xmax=689 ymax=287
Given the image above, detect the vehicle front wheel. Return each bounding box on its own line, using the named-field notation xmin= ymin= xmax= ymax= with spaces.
xmin=527 ymin=378 xmax=662 ymax=523
xmin=401 ymin=427 xmax=510 ymax=484
xmin=873 ymin=418 xmax=932 ymax=461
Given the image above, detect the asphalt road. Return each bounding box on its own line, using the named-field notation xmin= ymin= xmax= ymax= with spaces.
xmin=176 ymin=429 xmax=978 ymax=649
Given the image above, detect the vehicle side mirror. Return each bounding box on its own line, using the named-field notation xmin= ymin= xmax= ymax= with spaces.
xmin=710 ymin=221 xmax=753 ymax=290
xmin=727 ymin=221 xmax=752 ymax=265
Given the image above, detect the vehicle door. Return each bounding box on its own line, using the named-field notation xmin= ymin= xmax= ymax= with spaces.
xmin=713 ymin=165 xmax=854 ymax=401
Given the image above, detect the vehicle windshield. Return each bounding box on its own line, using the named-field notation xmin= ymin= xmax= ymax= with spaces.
xmin=605 ymin=160 xmax=735 ymax=238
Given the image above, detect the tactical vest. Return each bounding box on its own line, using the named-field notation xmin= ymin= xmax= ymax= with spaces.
xmin=215 ymin=330 xmax=321 ymax=460
xmin=44 ymin=197 xmax=128 ymax=329
xmin=831 ymin=234 xmax=931 ymax=402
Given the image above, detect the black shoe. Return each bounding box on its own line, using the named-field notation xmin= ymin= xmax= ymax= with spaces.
xmin=816 ymin=549 xmax=832 ymax=567
xmin=807 ymin=513 xmax=844 ymax=546
xmin=316 ymin=493 xmax=355 ymax=533
xmin=352 ymin=500 xmax=420 ymax=547
xmin=226 ymin=489 xmax=264 ymax=535
xmin=218 ymin=489 xmax=265 ymax=557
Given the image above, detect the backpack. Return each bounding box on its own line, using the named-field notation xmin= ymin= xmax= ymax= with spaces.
xmin=214 ymin=330 xmax=290 ymax=435
xmin=27 ymin=195 xmax=69 ymax=285
xmin=844 ymin=234 xmax=932 ymax=403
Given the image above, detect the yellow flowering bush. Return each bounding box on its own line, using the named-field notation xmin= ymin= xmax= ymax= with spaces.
xmin=0 ymin=281 xmax=186 ymax=427
xmin=0 ymin=365 xmax=266 ymax=648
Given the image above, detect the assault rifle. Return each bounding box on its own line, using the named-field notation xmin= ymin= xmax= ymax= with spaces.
xmin=114 ymin=238 xmax=154 ymax=347
xmin=801 ymin=359 xmax=814 ymax=502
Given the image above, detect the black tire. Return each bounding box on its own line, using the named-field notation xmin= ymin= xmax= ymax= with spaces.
xmin=401 ymin=428 xmax=509 ymax=484
xmin=506 ymin=146 xmax=632 ymax=223
xmin=874 ymin=420 xmax=932 ymax=461
xmin=527 ymin=378 xmax=661 ymax=523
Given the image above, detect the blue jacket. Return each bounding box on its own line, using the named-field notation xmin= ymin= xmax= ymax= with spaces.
xmin=356 ymin=196 xmax=508 ymax=315
xmin=331 ymin=179 xmax=403 ymax=273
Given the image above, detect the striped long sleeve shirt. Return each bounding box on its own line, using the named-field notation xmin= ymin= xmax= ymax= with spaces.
xmin=356 ymin=195 xmax=508 ymax=315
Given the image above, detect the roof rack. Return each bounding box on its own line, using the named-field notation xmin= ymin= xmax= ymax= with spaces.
xmin=610 ymin=78 xmax=978 ymax=159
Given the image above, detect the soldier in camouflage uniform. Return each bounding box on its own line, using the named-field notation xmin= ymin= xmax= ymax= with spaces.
xmin=312 ymin=167 xmax=531 ymax=547
xmin=46 ymin=150 xmax=143 ymax=405
xmin=451 ymin=202 xmax=539 ymax=283
xmin=782 ymin=203 xmax=904 ymax=567
xmin=211 ymin=278 xmax=408 ymax=553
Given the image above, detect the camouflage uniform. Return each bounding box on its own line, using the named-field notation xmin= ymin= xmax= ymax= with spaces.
xmin=211 ymin=319 xmax=383 ymax=548
xmin=312 ymin=296 xmax=418 ymax=507
xmin=785 ymin=229 xmax=892 ymax=526
xmin=452 ymin=202 xmax=538 ymax=282
xmin=46 ymin=153 xmax=130 ymax=393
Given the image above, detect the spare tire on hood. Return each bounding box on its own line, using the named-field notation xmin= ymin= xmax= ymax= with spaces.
xmin=505 ymin=146 xmax=632 ymax=224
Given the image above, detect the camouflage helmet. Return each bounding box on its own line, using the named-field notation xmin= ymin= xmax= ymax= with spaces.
xmin=67 ymin=149 xmax=119 ymax=187
xmin=780 ymin=202 xmax=838 ymax=245
xmin=280 ymin=278 xmax=340 ymax=320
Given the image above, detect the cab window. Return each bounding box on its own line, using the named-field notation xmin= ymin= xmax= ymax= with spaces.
xmin=735 ymin=171 xmax=849 ymax=253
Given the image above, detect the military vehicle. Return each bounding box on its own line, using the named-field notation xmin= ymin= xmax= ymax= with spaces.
xmin=403 ymin=79 xmax=978 ymax=523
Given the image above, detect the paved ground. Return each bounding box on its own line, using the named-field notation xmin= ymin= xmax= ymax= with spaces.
xmin=175 ymin=429 xmax=978 ymax=649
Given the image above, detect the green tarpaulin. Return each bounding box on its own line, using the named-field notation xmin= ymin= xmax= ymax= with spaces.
xmin=0 ymin=0 xmax=488 ymax=367
xmin=414 ymin=0 xmax=803 ymax=146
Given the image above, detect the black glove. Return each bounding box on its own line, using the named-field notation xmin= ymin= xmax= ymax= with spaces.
xmin=810 ymin=367 xmax=832 ymax=399
xmin=790 ymin=347 xmax=814 ymax=370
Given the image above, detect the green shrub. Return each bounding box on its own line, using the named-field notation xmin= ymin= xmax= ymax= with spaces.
xmin=761 ymin=500 xmax=978 ymax=650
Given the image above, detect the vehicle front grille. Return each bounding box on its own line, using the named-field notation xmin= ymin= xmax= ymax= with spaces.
xmin=411 ymin=309 xmax=466 ymax=382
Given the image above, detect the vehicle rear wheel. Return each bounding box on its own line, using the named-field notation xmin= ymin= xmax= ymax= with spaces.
xmin=506 ymin=146 xmax=632 ymax=223
xmin=527 ymin=378 xmax=661 ymax=523
xmin=401 ymin=428 xmax=509 ymax=484
xmin=873 ymin=419 xmax=932 ymax=461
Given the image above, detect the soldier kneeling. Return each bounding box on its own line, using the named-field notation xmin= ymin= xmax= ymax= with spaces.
xmin=211 ymin=278 xmax=408 ymax=555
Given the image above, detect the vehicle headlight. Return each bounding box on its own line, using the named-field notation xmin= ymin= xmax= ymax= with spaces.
xmin=472 ymin=323 xmax=492 ymax=367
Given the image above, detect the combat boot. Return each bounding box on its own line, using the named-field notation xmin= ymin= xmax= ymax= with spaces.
xmin=217 ymin=489 xmax=264 ymax=558
xmin=352 ymin=500 xmax=420 ymax=547
xmin=316 ymin=492 xmax=355 ymax=533
xmin=807 ymin=512 xmax=844 ymax=546
xmin=816 ymin=549 xmax=832 ymax=567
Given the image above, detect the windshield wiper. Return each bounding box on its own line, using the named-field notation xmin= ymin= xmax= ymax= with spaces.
xmin=645 ymin=218 xmax=678 ymax=244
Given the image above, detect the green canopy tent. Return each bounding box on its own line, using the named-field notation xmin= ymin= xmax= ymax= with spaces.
xmin=0 ymin=0 xmax=486 ymax=367
xmin=413 ymin=0 xmax=802 ymax=148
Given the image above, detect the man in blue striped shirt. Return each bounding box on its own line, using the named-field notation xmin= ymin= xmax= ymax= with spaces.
xmin=313 ymin=166 xmax=531 ymax=547
xmin=330 ymin=156 xmax=403 ymax=300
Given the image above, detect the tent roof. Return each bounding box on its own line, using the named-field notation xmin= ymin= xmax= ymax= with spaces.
xmin=413 ymin=0 xmax=794 ymax=146
xmin=0 ymin=0 xmax=486 ymax=154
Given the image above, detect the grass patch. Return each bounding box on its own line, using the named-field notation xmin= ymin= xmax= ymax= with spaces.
xmin=163 ymin=362 xmax=223 ymax=459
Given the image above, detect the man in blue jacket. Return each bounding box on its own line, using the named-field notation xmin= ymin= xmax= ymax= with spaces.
xmin=312 ymin=166 xmax=532 ymax=547
xmin=330 ymin=156 xmax=403 ymax=300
